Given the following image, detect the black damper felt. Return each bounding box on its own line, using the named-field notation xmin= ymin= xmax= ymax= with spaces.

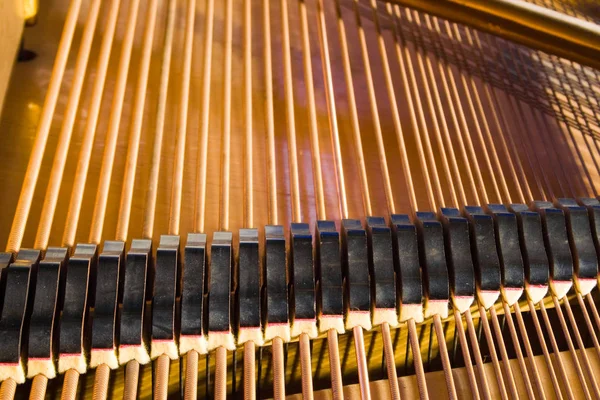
xmin=366 ymin=217 xmax=396 ymax=311
xmin=486 ymin=204 xmax=525 ymax=292
xmin=342 ymin=219 xmax=370 ymax=314
xmin=181 ymin=233 xmax=207 ymax=336
xmin=91 ymin=241 xmax=124 ymax=351
xmin=439 ymin=209 xmax=475 ymax=299
xmin=59 ymin=244 xmax=97 ymax=356
xmin=265 ymin=226 xmax=288 ymax=325
xmin=238 ymin=229 xmax=260 ymax=329
xmin=0 ymin=253 xmax=12 ymax=318
xmin=0 ymin=250 xmax=40 ymax=364
xmin=415 ymin=212 xmax=449 ymax=302
xmin=152 ymin=236 xmax=180 ymax=341
xmin=120 ymin=240 xmax=152 ymax=347
xmin=291 ymin=223 xmax=315 ymax=321
xmin=208 ymin=232 xmax=233 ymax=333
xmin=580 ymin=198 xmax=600 ymax=268
xmin=391 ymin=215 xmax=422 ymax=307
xmin=28 ymin=248 xmax=68 ymax=360
xmin=463 ymin=206 xmax=501 ymax=293
xmin=509 ymin=204 xmax=549 ymax=288
xmin=317 ymin=221 xmax=344 ymax=317
xmin=555 ymin=198 xmax=598 ymax=282
xmin=532 ymin=201 xmax=573 ymax=283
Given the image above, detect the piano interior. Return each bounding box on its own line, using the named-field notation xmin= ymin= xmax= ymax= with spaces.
xmin=0 ymin=0 xmax=600 ymax=398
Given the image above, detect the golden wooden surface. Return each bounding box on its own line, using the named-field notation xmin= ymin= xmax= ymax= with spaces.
xmin=0 ymin=0 xmax=25 ymax=115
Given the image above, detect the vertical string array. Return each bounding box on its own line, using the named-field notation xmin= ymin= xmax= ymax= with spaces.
xmin=88 ymin=0 xmax=143 ymax=245
xmin=264 ymin=0 xmax=278 ymax=226
xmin=244 ymin=0 xmax=254 ymax=230
xmin=66 ymin=0 xmax=154 ymax=397
xmin=61 ymin=0 xmax=122 ymax=248
xmin=5 ymin=0 xmax=84 ymax=253
xmin=115 ymin=0 xmax=160 ymax=242
xmin=119 ymin=0 xmax=176 ymax=398
xmin=333 ymin=0 xmax=372 ymax=216
xmin=95 ymin=0 xmax=160 ymax=395
xmin=315 ymin=0 xmax=349 ymax=396
xmin=34 ymin=0 xmax=102 ymax=250
xmin=213 ymin=0 xmax=234 ymax=398
xmin=19 ymin=0 xmax=104 ymax=396
xmin=362 ymin=1 xmax=433 ymax=398
xmin=444 ymin=18 xmax=532 ymax=400
xmin=189 ymin=0 xmax=214 ymax=394
xmin=389 ymin=12 xmax=489 ymax=395
xmin=5 ymin=0 xmax=600 ymax=398
xmin=280 ymin=0 xmax=301 ymax=223
xmin=143 ymin=0 xmax=177 ymax=241
xmin=242 ymin=0 xmax=256 ymax=398
xmin=156 ymin=0 xmax=195 ymax=385
xmin=471 ymin=27 xmax=567 ymax=400
xmin=196 ymin=0 xmax=216 ymax=234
